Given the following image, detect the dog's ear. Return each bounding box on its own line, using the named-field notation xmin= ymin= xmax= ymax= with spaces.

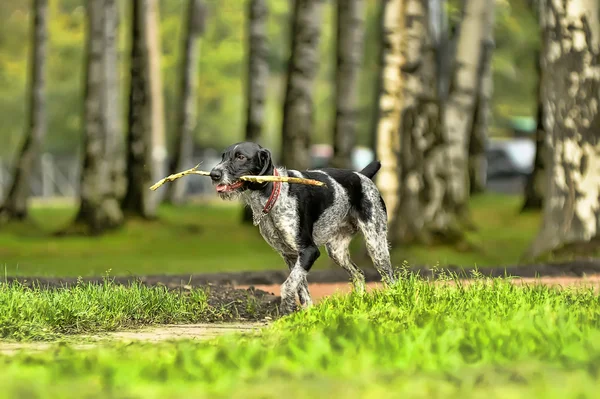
xmin=258 ymin=148 xmax=273 ymax=176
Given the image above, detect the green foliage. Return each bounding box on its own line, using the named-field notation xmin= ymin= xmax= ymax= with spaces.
xmin=0 ymin=194 xmax=539 ymax=277
xmin=0 ymin=0 xmax=539 ymax=159
xmin=2 ymin=276 xmax=600 ymax=397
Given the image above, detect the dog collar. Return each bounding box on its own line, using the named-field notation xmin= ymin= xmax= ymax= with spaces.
xmin=262 ymin=168 xmax=281 ymax=215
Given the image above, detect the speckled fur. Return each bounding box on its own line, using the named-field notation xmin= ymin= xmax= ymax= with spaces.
xmin=210 ymin=142 xmax=396 ymax=314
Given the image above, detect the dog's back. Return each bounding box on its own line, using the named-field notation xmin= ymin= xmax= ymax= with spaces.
xmin=282 ymin=163 xmax=386 ymax=247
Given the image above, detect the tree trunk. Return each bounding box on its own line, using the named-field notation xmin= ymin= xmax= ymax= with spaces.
xmin=374 ymin=0 xmax=403 ymax=225
xmin=242 ymin=0 xmax=269 ymax=224
xmin=0 ymin=0 xmax=48 ymax=223
xmin=122 ymin=0 xmax=164 ymax=218
xmin=75 ymin=0 xmax=125 ymax=234
xmin=280 ymin=0 xmax=325 ymax=170
xmin=393 ymin=0 xmax=453 ymax=244
xmin=393 ymin=0 xmax=495 ymax=245
xmin=526 ymin=0 xmax=600 ymax=259
xmin=468 ymin=1 xmax=495 ymax=196
xmin=331 ymin=0 xmax=365 ymax=169
xmin=167 ymin=0 xmax=205 ymax=205
xmin=521 ymin=51 xmax=546 ymax=211
xmin=368 ymin=0 xmax=386 ymax=157
xmin=441 ymin=0 xmax=488 ymax=223
xmin=148 ymin=0 xmax=167 ymax=197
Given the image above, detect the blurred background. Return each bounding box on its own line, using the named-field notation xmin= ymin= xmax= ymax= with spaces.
xmin=0 ymin=0 xmax=594 ymax=278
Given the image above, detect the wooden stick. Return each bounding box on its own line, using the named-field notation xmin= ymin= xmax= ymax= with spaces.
xmin=239 ymin=175 xmax=325 ymax=186
xmin=150 ymin=164 xmax=326 ymax=191
xmin=149 ymin=164 xmax=209 ymax=191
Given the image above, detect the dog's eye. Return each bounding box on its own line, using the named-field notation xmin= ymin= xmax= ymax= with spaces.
xmin=236 ymin=154 xmax=246 ymax=161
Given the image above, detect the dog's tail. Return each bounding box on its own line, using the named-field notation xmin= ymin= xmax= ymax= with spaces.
xmin=359 ymin=161 xmax=381 ymax=180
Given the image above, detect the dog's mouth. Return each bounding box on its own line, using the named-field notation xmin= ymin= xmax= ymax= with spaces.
xmin=215 ymin=181 xmax=245 ymax=193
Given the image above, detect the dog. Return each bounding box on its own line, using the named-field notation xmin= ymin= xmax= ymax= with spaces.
xmin=209 ymin=141 xmax=396 ymax=314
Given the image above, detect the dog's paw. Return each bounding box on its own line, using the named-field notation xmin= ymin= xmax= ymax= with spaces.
xmin=279 ymin=300 xmax=299 ymax=316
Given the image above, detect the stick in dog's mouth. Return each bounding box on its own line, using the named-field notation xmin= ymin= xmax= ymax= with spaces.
xmin=149 ymin=164 xmax=326 ymax=191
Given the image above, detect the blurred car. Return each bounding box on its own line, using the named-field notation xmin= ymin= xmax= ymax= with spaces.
xmin=485 ymin=138 xmax=535 ymax=194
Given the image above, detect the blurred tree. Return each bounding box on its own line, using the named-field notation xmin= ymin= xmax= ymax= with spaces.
xmin=442 ymin=0 xmax=491 ymax=229
xmin=166 ymin=0 xmax=206 ymax=205
xmin=521 ymin=1 xmax=545 ymax=211
xmin=241 ymin=0 xmax=269 ymax=224
xmin=73 ymin=0 xmax=125 ymax=234
xmin=0 ymin=0 xmax=48 ymax=223
xmin=392 ymin=0 xmax=448 ymax=244
xmin=468 ymin=1 xmax=495 ymax=195
xmin=331 ymin=0 xmax=365 ymax=169
xmin=526 ymin=0 xmax=600 ymax=259
xmin=367 ymin=0 xmax=385 ymax=156
xmin=122 ymin=0 xmax=165 ymax=218
xmin=373 ymin=0 xmax=402 ymax=226
xmin=390 ymin=0 xmax=495 ymax=245
xmin=521 ymin=48 xmax=545 ymax=211
xmin=280 ymin=0 xmax=325 ymax=170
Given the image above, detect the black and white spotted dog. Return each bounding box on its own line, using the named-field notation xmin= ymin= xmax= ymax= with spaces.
xmin=210 ymin=141 xmax=396 ymax=314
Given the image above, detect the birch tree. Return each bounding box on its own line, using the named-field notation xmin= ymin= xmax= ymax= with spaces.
xmin=122 ymin=0 xmax=165 ymax=218
xmin=374 ymin=0 xmax=403 ymax=224
xmin=526 ymin=0 xmax=600 ymax=258
xmin=331 ymin=0 xmax=366 ymax=169
xmin=242 ymin=0 xmax=269 ymax=223
xmin=167 ymin=0 xmax=205 ymax=205
xmin=0 ymin=0 xmax=47 ymax=223
xmin=74 ymin=0 xmax=125 ymax=233
xmin=441 ymin=0 xmax=489 ymax=221
xmin=280 ymin=0 xmax=325 ymax=170
xmin=393 ymin=0 xmax=444 ymax=243
xmin=393 ymin=0 xmax=495 ymax=245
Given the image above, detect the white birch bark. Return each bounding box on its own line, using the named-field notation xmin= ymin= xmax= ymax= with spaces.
xmin=374 ymin=0 xmax=403 ymax=224
xmin=527 ymin=0 xmax=600 ymax=258
xmin=441 ymin=0 xmax=488 ymax=216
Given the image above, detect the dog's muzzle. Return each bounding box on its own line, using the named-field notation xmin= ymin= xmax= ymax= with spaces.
xmin=215 ymin=181 xmax=244 ymax=193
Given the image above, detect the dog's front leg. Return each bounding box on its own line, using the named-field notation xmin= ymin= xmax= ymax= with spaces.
xmin=282 ymin=254 xmax=312 ymax=308
xmin=280 ymin=246 xmax=320 ymax=314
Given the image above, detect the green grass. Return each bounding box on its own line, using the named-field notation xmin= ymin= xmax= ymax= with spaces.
xmin=0 ymin=279 xmax=272 ymax=341
xmin=0 ymin=194 xmax=540 ymax=277
xmin=1 ymin=273 xmax=599 ymax=398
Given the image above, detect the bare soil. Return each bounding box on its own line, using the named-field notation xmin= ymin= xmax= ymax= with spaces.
xmin=7 ymin=258 xmax=600 ymax=288
xmin=238 ymin=274 xmax=600 ymax=302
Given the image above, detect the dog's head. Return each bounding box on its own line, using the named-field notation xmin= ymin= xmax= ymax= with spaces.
xmin=210 ymin=142 xmax=274 ymax=200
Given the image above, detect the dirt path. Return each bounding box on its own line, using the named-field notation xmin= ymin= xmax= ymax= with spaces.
xmin=238 ymin=275 xmax=600 ymax=302
xmin=0 ymin=322 xmax=267 ymax=356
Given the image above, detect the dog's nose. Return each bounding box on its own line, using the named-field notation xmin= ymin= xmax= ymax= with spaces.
xmin=210 ymin=169 xmax=223 ymax=181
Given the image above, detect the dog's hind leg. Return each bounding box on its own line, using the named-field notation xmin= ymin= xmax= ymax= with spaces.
xmin=357 ymin=219 xmax=396 ymax=285
xmin=325 ymin=235 xmax=366 ymax=294
xmin=282 ymin=254 xmax=312 ymax=307
xmin=280 ymin=245 xmax=320 ymax=314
